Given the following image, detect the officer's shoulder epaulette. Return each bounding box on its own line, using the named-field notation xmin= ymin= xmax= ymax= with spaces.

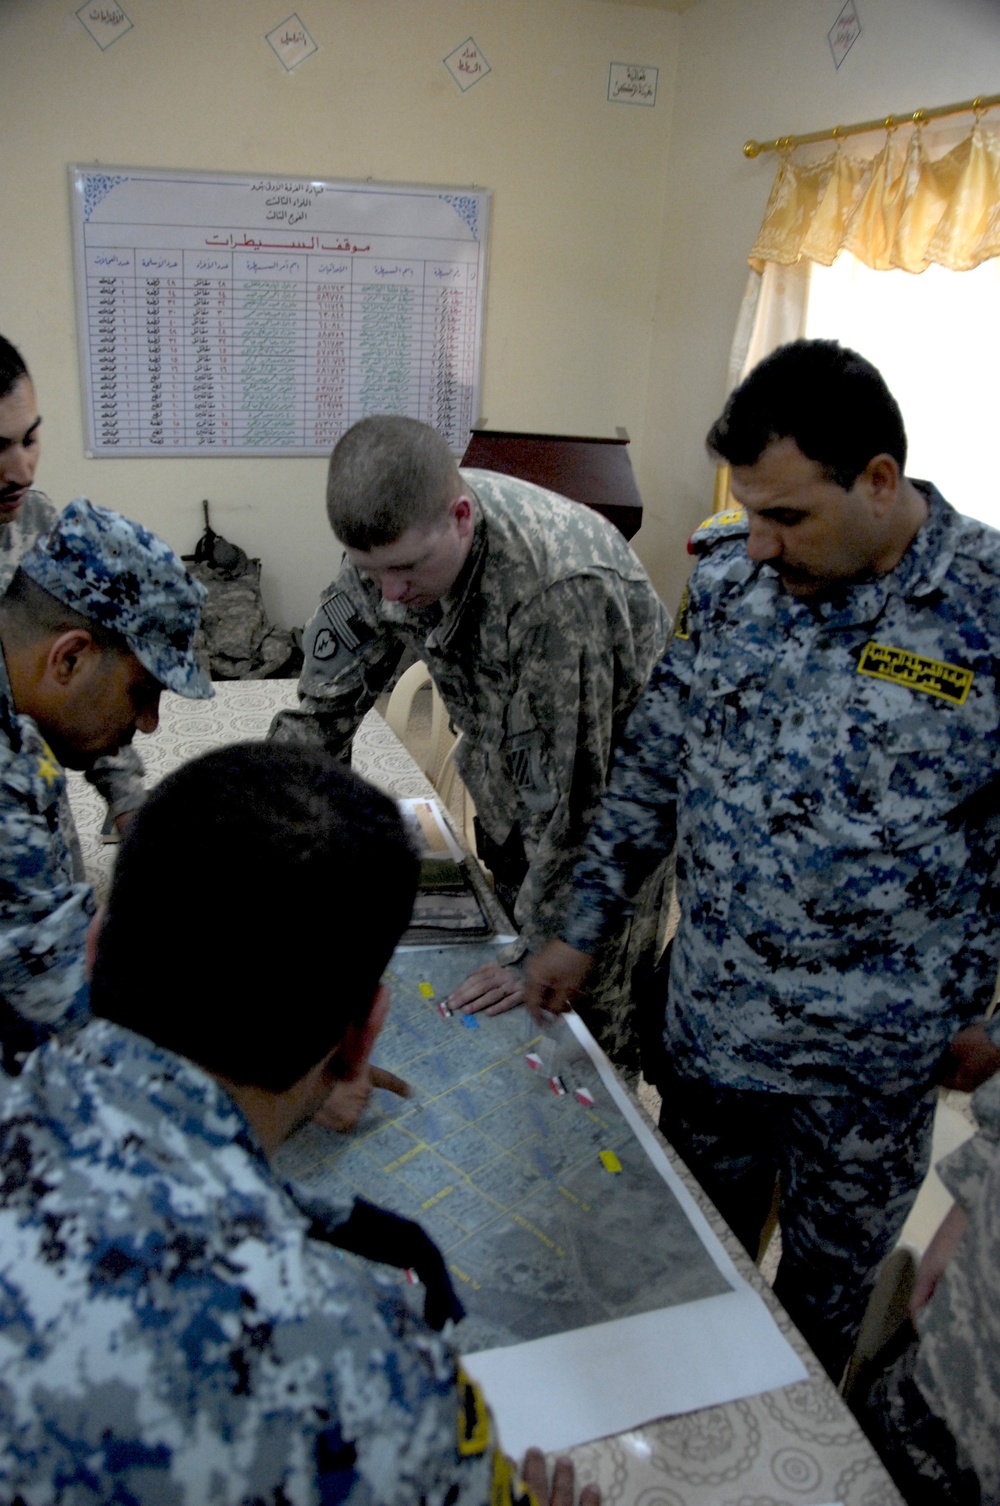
xmin=687 ymin=509 xmax=748 ymax=557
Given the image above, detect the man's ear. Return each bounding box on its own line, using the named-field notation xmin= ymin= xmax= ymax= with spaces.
xmin=450 ymin=494 xmax=474 ymax=539
xmin=46 ymin=628 xmax=97 ymax=686
xmin=860 ymin=453 xmax=900 ymax=515
xmin=330 ymin=983 xmax=391 ymax=1083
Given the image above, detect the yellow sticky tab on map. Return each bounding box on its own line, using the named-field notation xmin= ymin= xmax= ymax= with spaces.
xmin=599 ymin=1150 xmax=622 ymax=1173
xmin=419 ymin=982 xmax=435 ymax=998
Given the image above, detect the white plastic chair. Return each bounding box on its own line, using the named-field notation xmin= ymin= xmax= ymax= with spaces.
xmin=384 ymin=661 xmax=455 ymax=785
xmin=383 ymin=662 xmax=479 ymax=852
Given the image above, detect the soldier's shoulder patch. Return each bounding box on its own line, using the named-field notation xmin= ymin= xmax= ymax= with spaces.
xmin=687 ymin=509 xmax=748 ymax=557
xmin=857 ymin=641 xmax=973 ymax=705
xmin=309 ymin=590 xmax=376 ymax=666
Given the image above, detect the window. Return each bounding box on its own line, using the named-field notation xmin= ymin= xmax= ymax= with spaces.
xmin=804 ymin=251 xmax=1000 ymax=528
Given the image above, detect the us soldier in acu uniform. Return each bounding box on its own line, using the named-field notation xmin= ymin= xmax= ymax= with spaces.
xmin=527 ymin=340 xmax=1000 ymax=1381
xmin=0 ymin=742 xmax=599 ymax=1506
xmin=857 ymin=1066 xmax=1000 ymax=1503
xmin=269 ymin=414 xmax=669 ymax=1071
xmin=0 ymin=499 xmax=212 ymax=1069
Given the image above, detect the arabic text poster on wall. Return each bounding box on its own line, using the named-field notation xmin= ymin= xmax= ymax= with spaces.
xmin=70 ymin=167 xmax=491 ymax=457
xmin=607 ymin=63 xmax=658 ymax=106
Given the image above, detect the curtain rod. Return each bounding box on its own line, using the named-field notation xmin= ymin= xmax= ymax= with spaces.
xmin=743 ymin=91 xmax=1000 ymax=159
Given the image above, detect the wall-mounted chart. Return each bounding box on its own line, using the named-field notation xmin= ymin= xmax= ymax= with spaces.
xmin=70 ymin=166 xmax=490 ymax=457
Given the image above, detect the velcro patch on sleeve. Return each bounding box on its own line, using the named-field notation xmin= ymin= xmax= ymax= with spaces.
xmin=857 ymin=641 xmax=973 ymax=704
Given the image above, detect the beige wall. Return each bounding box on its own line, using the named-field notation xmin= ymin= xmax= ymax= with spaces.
xmin=644 ymin=0 xmax=1000 ymax=614
xmin=0 ymin=0 xmax=679 ymax=628
xmin=3 ymin=0 xmax=999 ymax=629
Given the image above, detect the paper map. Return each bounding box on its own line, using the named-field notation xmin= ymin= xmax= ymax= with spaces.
xmin=279 ymin=942 xmax=806 ymax=1451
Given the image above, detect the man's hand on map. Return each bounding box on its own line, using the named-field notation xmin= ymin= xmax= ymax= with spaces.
xmin=524 ymin=940 xmax=593 ymax=1021
xmin=447 ymin=962 xmax=525 ymax=1016
xmin=314 ymin=1065 xmax=412 ymax=1133
xmin=520 ymin=1448 xmax=600 ymax=1506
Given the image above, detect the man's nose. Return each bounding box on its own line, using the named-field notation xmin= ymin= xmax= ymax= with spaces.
xmin=380 ymin=575 xmax=408 ymax=603
xmin=746 ymin=519 xmax=781 ymax=562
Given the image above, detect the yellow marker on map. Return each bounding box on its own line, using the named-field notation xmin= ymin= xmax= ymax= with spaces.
xmin=599 ymin=1150 xmax=622 ymax=1174
xmin=419 ymin=982 xmax=435 ymax=998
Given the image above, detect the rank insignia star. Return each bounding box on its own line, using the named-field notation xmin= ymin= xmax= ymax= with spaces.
xmin=35 ymin=746 xmax=61 ymax=787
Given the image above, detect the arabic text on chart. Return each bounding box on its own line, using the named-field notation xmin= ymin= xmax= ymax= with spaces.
xmin=84 ymin=246 xmax=477 ymax=452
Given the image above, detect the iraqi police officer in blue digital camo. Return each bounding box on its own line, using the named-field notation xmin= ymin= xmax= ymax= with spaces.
xmin=0 ymin=498 xmax=212 ymax=1070
xmin=527 ymin=340 xmax=1000 ymax=1381
xmin=0 ymin=334 xmax=148 ymax=858
xmin=0 ymin=742 xmax=598 ymax=1506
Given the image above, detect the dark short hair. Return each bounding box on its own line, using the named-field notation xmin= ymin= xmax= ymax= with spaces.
xmin=326 ymin=415 xmax=461 ymax=550
xmin=0 ymin=336 xmax=29 ymax=403
xmin=89 ymin=744 xmax=418 ymax=1091
xmin=706 ymin=339 xmax=908 ymax=489
xmin=0 ymin=568 xmax=128 ymax=657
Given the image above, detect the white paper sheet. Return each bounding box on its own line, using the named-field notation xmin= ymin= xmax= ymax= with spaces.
xmin=461 ymin=1012 xmax=807 ymax=1456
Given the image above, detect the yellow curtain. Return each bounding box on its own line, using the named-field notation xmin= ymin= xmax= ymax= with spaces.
xmin=748 ymin=120 xmax=1000 ymax=275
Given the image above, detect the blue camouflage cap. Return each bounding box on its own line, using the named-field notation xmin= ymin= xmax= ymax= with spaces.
xmin=19 ymin=499 xmax=213 ymax=699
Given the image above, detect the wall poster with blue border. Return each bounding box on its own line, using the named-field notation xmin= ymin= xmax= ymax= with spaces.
xmin=70 ymin=165 xmax=490 ymax=457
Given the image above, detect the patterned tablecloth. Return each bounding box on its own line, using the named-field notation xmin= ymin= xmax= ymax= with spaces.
xmin=66 ymin=679 xmax=902 ymax=1506
xmin=66 ymin=681 xmax=437 ymax=901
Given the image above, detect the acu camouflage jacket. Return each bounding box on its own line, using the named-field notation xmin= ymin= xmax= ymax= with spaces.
xmin=270 ymin=471 xmax=668 ymax=947
xmin=916 ymin=1067 xmax=1000 ymax=1500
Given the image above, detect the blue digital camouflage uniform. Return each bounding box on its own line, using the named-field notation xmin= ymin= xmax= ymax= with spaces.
xmin=270 ymin=470 xmax=670 ymax=1069
xmin=858 ymin=1069 xmax=1000 ymax=1503
xmin=0 ymin=644 xmax=93 ymax=1057
xmin=0 ymin=501 xmax=211 ymax=1069
xmin=0 ymin=1018 xmax=514 ymax=1506
xmin=560 ymin=483 xmax=1000 ymax=1373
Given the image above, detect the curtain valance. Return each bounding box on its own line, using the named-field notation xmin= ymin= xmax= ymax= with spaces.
xmin=748 ymin=121 xmax=1000 ymax=274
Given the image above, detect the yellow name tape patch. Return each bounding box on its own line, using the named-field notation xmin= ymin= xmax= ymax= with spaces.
xmin=857 ymin=641 xmax=973 ymax=705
